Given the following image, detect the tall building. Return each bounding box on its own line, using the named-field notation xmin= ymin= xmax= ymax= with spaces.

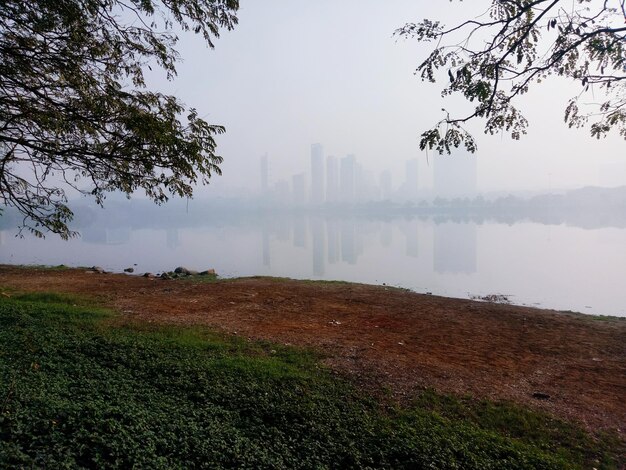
xmin=260 ymin=153 xmax=269 ymax=194
xmin=433 ymin=150 xmax=477 ymax=198
xmin=405 ymin=158 xmax=419 ymax=199
xmin=326 ymin=155 xmax=339 ymax=203
xmin=379 ymin=170 xmax=392 ymax=200
xmin=292 ymin=173 xmax=307 ymax=206
xmin=273 ymin=179 xmax=290 ymax=203
xmin=310 ymin=143 xmax=324 ymax=204
xmin=340 ymin=154 xmax=356 ymax=203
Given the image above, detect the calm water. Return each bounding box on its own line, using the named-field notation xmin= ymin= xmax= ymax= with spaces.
xmin=1 ymin=211 xmax=625 ymax=317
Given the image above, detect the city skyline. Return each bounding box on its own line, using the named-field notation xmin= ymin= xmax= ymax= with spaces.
xmin=259 ymin=143 xmax=480 ymax=204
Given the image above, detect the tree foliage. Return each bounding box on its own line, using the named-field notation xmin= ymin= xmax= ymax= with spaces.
xmin=0 ymin=0 xmax=238 ymax=238
xmin=396 ymin=0 xmax=626 ymax=155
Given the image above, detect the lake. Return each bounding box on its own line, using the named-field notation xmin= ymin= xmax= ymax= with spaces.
xmin=1 ymin=206 xmax=625 ymax=317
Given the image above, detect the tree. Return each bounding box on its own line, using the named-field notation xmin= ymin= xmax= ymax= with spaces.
xmin=0 ymin=0 xmax=239 ymax=238
xmin=396 ymin=0 xmax=626 ymax=155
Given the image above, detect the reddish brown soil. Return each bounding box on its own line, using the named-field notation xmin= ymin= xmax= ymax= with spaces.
xmin=1 ymin=265 xmax=624 ymax=435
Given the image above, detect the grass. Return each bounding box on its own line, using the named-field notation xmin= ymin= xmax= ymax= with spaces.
xmin=0 ymin=292 xmax=622 ymax=469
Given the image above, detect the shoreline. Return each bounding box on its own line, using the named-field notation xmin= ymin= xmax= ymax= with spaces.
xmin=1 ymin=264 xmax=624 ymax=434
xmin=7 ymin=262 xmax=626 ymax=319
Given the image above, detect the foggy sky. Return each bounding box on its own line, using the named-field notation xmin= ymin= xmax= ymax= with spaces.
xmin=149 ymin=0 xmax=625 ymax=198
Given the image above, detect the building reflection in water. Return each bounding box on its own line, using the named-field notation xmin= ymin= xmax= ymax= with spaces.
xmin=341 ymin=219 xmax=357 ymax=264
xmin=311 ymin=216 xmax=325 ymax=275
xmin=166 ymin=228 xmax=180 ymax=249
xmin=82 ymin=226 xmax=131 ymax=245
xmin=293 ymin=216 xmax=307 ymax=248
xmin=327 ymin=218 xmax=340 ymax=264
xmin=433 ymin=222 xmax=477 ymax=274
xmin=400 ymin=219 xmax=419 ymax=258
xmin=256 ymin=214 xmax=477 ymax=279
xmin=380 ymin=223 xmax=392 ymax=247
xmin=262 ymin=222 xmax=270 ymax=267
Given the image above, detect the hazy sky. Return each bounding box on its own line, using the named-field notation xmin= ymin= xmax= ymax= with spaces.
xmin=150 ymin=0 xmax=624 ymax=196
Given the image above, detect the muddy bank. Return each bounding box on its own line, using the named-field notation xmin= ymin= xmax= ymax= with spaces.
xmin=1 ymin=265 xmax=624 ymax=434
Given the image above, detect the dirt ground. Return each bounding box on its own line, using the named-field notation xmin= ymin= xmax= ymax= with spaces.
xmin=1 ymin=265 xmax=624 ymax=435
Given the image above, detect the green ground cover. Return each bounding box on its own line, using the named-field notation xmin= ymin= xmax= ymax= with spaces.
xmin=0 ymin=292 xmax=621 ymax=469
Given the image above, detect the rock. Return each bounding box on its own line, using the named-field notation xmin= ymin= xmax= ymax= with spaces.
xmin=124 ymin=267 xmax=134 ymax=273
xmin=186 ymin=270 xmax=199 ymax=276
xmin=160 ymin=272 xmax=171 ymax=280
xmin=142 ymin=272 xmax=154 ymax=278
xmin=91 ymin=266 xmax=105 ymax=274
xmin=532 ymin=392 xmax=551 ymax=400
xmin=174 ymin=266 xmax=190 ymax=275
xmin=200 ymin=269 xmax=216 ymax=276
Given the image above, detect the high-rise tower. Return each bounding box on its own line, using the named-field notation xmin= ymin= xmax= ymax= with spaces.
xmin=260 ymin=153 xmax=269 ymax=194
xmin=310 ymin=143 xmax=324 ymax=204
xmin=326 ymin=155 xmax=339 ymax=202
xmin=405 ymin=158 xmax=419 ymax=199
xmin=340 ymin=154 xmax=356 ymax=203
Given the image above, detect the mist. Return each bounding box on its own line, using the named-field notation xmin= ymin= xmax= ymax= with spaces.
xmin=2 ymin=0 xmax=625 ymax=317
xmin=144 ymin=0 xmax=624 ymax=200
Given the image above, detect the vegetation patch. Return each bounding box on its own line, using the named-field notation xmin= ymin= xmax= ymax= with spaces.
xmin=0 ymin=294 xmax=620 ymax=469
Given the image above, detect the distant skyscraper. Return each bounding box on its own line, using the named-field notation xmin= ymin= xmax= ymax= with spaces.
xmin=326 ymin=155 xmax=339 ymax=202
xmin=273 ymin=179 xmax=290 ymax=203
xmin=354 ymin=162 xmax=364 ymax=201
xmin=379 ymin=170 xmax=392 ymax=200
xmin=340 ymin=154 xmax=356 ymax=203
xmin=260 ymin=153 xmax=269 ymax=194
xmin=405 ymin=159 xmax=419 ymax=199
xmin=292 ymin=173 xmax=307 ymax=206
xmin=433 ymin=150 xmax=477 ymax=198
xmin=310 ymin=143 xmax=324 ymax=204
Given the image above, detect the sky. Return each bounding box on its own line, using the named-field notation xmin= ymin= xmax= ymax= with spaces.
xmin=148 ymin=0 xmax=625 ymax=197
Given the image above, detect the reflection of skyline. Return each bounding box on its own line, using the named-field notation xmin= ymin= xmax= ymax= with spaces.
xmin=293 ymin=216 xmax=307 ymax=248
xmin=341 ymin=219 xmax=357 ymax=264
xmin=82 ymin=226 xmax=131 ymax=245
xmin=4 ymin=210 xmax=626 ymax=317
xmin=259 ymin=215 xmax=478 ymax=277
xmin=262 ymin=221 xmax=270 ymax=267
xmin=311 ymin=217 xmax=325 ymax=275
xmin=434 ymin=223 xmax=477 ymax=274
xmin=400 ymin=219 xmax=419 ymax=258
xmin=166 ymin=228 xmax=180 ymax=249
xmin=327 ymin=219 xmax=340 ymax=264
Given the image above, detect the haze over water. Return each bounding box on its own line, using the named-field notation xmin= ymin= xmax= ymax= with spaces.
xmin=2 ymin=195 xmax=625 ymax=317
xmin=1 ymin=1 xmax=624 ymax=317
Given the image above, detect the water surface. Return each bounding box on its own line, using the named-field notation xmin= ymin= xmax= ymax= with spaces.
xmin=1 ymin=208 xmax=624 ymax=317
